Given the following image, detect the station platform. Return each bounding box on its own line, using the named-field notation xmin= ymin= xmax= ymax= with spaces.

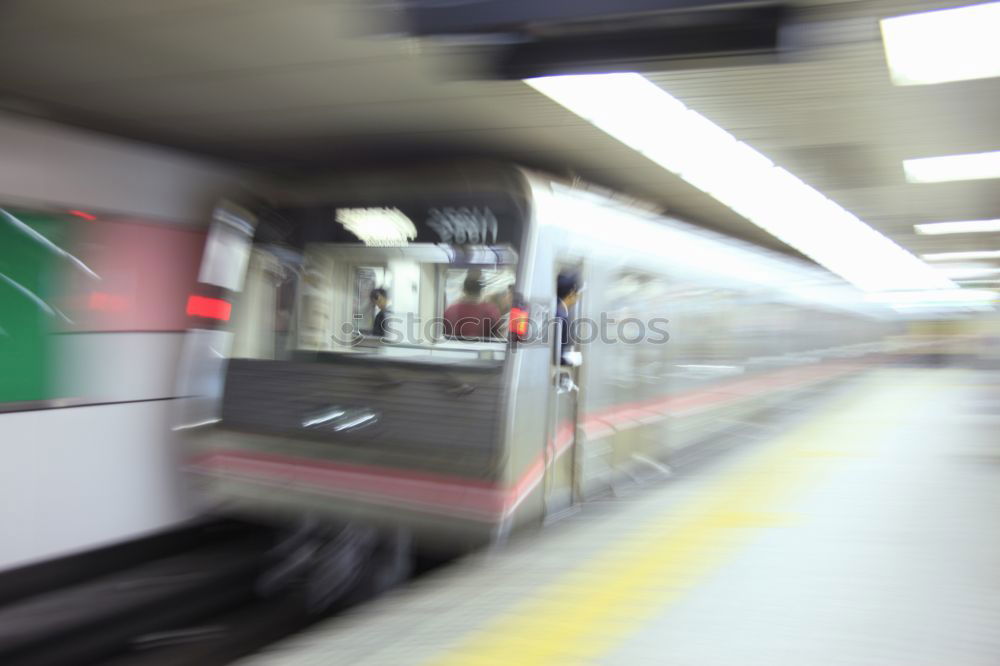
xmin=240 ymin=368 xmax=1000 ymax=666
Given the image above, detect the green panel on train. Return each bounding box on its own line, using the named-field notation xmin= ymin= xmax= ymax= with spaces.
xmin=0 ymin=209 xmax=69 ymax=403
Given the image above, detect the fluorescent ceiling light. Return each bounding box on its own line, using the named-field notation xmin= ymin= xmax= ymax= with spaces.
xmin=915 ymin=219 xmax=1000 ymax=235
xmin=922 ymin=250 xmax=1000 ymax=261
xmin=868 ymin=288 xmax=997 ymax=313
xmin=890 ymin=302 xmax=993 ymax=313
xmin=880 ymin=2 xmax=1000 ymax=86
xmin=955 ymin=278 xmax=1000 ymax=285
xmin=904 ymin=151 xmax=1000 ymax=183
xmin=936 ymin=265 xmax=1000 ymax=279
xmin=336 ymin=207 xmax=417 ymax=246
xmin=866 ymin=289 xmax=997 ymax=304
xmin=526 ymin=73 xmax=954 ymax=293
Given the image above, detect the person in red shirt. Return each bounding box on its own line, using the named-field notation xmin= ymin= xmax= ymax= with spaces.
xmin=443 ymin=276 xmax=501 ymax=339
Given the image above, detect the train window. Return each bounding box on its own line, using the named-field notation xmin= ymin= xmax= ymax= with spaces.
xmin=229 ymin=242 xmax=517 ymax=363
xmin=662 ymin=284 xmax=744 ymax=369
xmin=227 ymin=200 xmax=522 ymax=364
xmin=352 ymin=265 xmax=386 ymax=335
xmin=605 ymin=271 xmax=673 ymax=392
xmin=230 ymin=247 xmax=293 ymax=360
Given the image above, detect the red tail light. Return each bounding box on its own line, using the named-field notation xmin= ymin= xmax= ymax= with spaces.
xmin=510 ymin=306 xmax=529 ymax=339
xmin=186 ymin=295 xmax=231 ymax=321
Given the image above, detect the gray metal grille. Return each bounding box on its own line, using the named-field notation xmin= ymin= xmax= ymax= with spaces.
xmin=221 ymin=358 xmax=504 ymax=457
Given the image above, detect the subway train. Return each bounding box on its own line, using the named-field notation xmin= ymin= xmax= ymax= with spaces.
xmin=0 ymin=201 xmax=215 ymax=570
xmin=176 ymin=161 xmax=892 ymax=564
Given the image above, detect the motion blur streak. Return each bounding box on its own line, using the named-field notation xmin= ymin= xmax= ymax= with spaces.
xmin=525 ymin=74 xmax=953 ymax=295
xmin=426 ymin=373 xmax=940 ymax=666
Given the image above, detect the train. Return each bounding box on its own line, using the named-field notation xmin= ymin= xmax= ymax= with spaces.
xmin=0 ymin=199 xmax=216 ymax=569
xmin=175 ymin=161 xmax=893 ymax=592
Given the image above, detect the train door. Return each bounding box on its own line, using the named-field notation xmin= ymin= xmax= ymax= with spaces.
xmin=544 ymin=261 xmax=584 ymax=519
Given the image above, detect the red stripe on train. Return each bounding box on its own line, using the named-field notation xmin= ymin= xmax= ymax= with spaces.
xmin=190 ymin=363 xmax=858 ymax=521
xmin=191 ymin=447 xmax=551 ymax=521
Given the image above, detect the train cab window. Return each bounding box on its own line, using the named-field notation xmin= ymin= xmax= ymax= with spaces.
xmin=230 ymin=206 xmax=519 ymax=365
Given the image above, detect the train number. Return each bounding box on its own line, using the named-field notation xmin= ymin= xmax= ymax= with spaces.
xmin=427 ymin=207 xmax=498 ymax=245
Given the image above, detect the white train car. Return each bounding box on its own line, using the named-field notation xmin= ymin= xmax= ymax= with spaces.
xmin=178 ymin=161 xmax=891 ymax=570
xmin=0 ymin=113 xmax=245 ymax=570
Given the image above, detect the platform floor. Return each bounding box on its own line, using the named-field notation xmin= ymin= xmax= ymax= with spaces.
xmin=240 ymin=368 xmax=1000 ymax=666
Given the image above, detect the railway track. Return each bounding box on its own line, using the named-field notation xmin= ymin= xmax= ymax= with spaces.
xmin=0 ymin=518 xmax=414 ymax=665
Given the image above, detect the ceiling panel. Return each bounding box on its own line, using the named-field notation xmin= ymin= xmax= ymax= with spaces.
xmin=1 ymin=0 xmax=997 ymax=264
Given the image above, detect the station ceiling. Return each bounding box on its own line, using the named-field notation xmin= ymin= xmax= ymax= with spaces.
xmin=1 ymin=0 xmax=997 ymax=259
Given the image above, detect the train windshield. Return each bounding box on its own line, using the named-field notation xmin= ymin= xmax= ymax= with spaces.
xmin=230 ymin=200 xmax=522 ymax=365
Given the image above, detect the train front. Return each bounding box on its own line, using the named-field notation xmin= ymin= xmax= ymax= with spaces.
xmin=175 ymin=168 xmax=528 ymax=551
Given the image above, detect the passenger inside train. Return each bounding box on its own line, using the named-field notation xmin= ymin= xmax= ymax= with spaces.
xmin=443 ymin=272 xmax=502 ymax=339
xmin=556 ymin=271 xmax=581 ymax=366
xmin=369 ymin=287 xmax=390 ymax=338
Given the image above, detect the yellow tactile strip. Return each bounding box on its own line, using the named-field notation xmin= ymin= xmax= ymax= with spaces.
xmin=425 ymin=372 xmax=939 ymax=666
